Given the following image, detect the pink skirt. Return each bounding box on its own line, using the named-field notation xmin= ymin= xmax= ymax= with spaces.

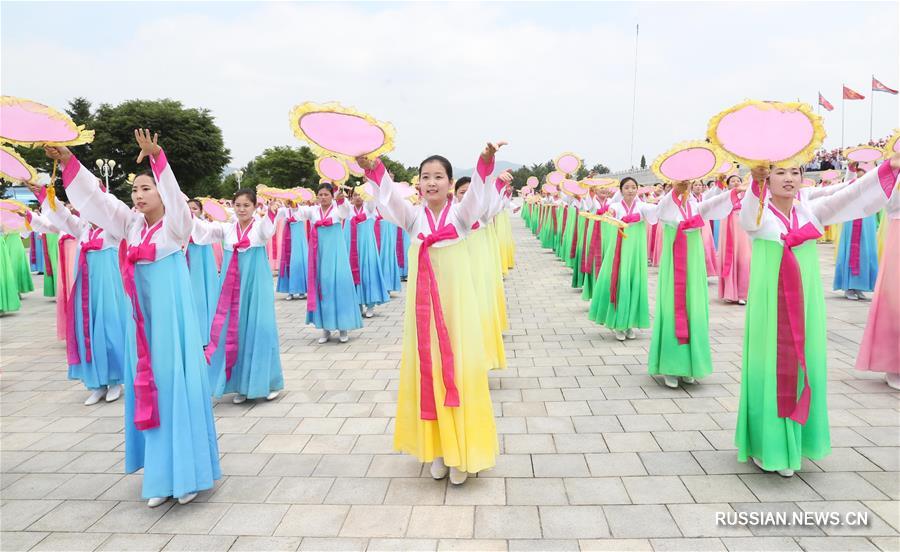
xmin=717 ymin=212 xmax=751 ymax=302
xmin=55 ymin=238 xmax=78 ymax=340
xmin=650 ymin=222 xmax=664 ymax=267
xmin=211 ymin=242 xmax=224 ymax=271
xmin=701 ymin=222 xmax=718 ymax=276
xmin=856 ymin=218 xmax=900 ymax=374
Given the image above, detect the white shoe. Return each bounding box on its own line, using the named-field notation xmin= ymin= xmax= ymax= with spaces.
xmin=147 ymin=497 xmax=168 ymax=508
xmin=752 ymin=457 xmax=795 ymax=477
xmin=614 ymin=330 xmax=627 ymax=341
xmin=430 ymin=458 xmax=448 ymax=480
xmin=625 ymin=328 xmax=636 ymax=340
xmin=284 ymin=294 xmax=295 ymax=301
xmin=338 ymin=331 xmax=349 ymax=343
xmin=364 ymin=307 xmax=374 ymax=318
xmin=855 ymin=290 xmax=870 ymax=301
xmin=266 ymin=390 xmax=280 ymax=401
xmin=738 ymin=299 xmax=747 ymax=305
xmin=449 ymin=467 xmax=468 ymax=485
xmin=84 ymin=388 xmax=107 ymax=406
xmin=681 ymin=376 xmax=697 ymax=385
xmin=663 ymin=376 xmax=679 ymax=389
xmin=177 ymin=492 xmax=198 ymax=505
xmin=105 ymin=384 xmax=123 ymax=403
xmin=777 ymin=469 xmax=795 ymax=478
xmin=318 ymin=330 xmax=331 ymax=344
xmin=232 ymin=394 xmax=247 ymax=404
xmin=844 ymin=290 xmax=859 ymax=300
xmin=885 ymin=373 xmax=900 ymax=390
xmin=298 ymin=293 xmax=307 ymax=299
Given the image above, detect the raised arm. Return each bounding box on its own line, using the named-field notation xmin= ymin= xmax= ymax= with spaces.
xmin=191 ymin=218 xmax=226 ymax=245
xmin=134 ymin=130 xmax=192 ymax=244
xmin=812 ymin=161 xmax=898 ymax=226
xmin=25 ymin=209 xmax=59 ymax=235
xmin=697 ymin=187 xmax=742 ymax=221
xmin=25 ymin=180 xmax=90 ymax=237
xmin=361 ymin=159 xmax=419 ymax=232
xmin=456 ymin=141 xmax=506 ymax=230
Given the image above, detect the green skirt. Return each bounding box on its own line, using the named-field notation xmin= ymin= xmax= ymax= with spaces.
xmin=648 ymin=225 xmax=712 ymax=378
xmin=571 ymin=215 xmax=588 ymax=288
xmin=42 ymin=233 xmax=60 ymax=297
xmin=589 ymin=221 xmax=649 ymax=331
xmin=0 ymin=234 xmax=22 ymax=313
xmin=5 ymin=233 xmax=34 ymax=294
xmin=734 ymin=239 xmax=830 ymax=471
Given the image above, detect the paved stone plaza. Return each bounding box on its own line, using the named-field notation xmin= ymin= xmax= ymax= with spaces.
xmin=1 ymin=217 xmax=898 ymax=552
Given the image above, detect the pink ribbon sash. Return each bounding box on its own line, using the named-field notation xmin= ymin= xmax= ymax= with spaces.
xmin=205 ymin=220 xmax=254 ymax=380
xmin=396 ymin=225 xmax=405 ymax=269
xmin=672 ymin=196 xmax=705 ymax=344
xmin=58 ymin=233 xmax=75 ymax=336
xmin=120 ymin=221 xmax=163 ymax=431
xmin=770 ymin=206 xmax=821 ymax=425
xmin=849 ymin=218 xmax=863 ymax=276
xmin=42 ymin=235 xmax=54 ymax=277
xmin=279 ymin=216 xmax=296 ymax=280
xmin=569 ymin=211 xmax=580 ymax=259
xmin=374 ymin=215 xmax=382 ymax=252
xmin=66 ymin=228 xmax=104 ymax=365
xmin=349 ymin=209 xmax=367 ymax=285
xmin=307 ymin=205 xmax=335 ymax=313
xmin=30 ymin=232 xmax=37 ymax=264
xmin=415 ymin=203 xmax=460 ymax=420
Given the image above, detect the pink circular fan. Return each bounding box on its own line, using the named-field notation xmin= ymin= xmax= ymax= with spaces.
xmin=526 ymin=176 xmax=539 ymax=187
xmin=819 ymin=169 xmax=841 ymax=181
xmin=542 ymin=183 xmax=558 ymax=194
xmin=1 ymin=209 xmax=26 ymax=231
xmin=651 ymin=141 xmax=723 ymax=183
xmin=315 ymin=156 xmax=350 ymax=185
xmin=290 ymin=102 xmax=395 ymax=159
xmin=715 ymin=161 xmax=734 ymax=174
xmin=562 ymin=179 xmax=587 ymax=196
xmin=297 ymin=188 xmax=315 ymax=202
xmin=0 ymin=96 xmax=94 ymax=146
xmin=843 ymin=146 xmax=885 ymax=163
xmin=546 ymin=171 xmax=565 ymax=186
xmin=555 ymin=153 xmax=582 ymax=175
xmin=0 ymin=145 xmax=37 ymax=183
xmin=346 ymin=158 xmax=366 ymax=177
xmin=200 ymin=198 xmax=229 ymax=222
xmin=802 ymin=177 xmax=816 ymax=188
xmin=396 ymin=182 xmax=416 ymax=199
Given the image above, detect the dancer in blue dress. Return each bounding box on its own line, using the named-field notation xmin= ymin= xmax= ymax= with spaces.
xmin=193 ymin=190 xmax=285 ymax=403
xmin=344 ymin=188 xmax=390 ymax=318
xmin=833 ymin=163 xmax=879 ymax=300
xmin=378 ymin=215 xmax=403 ymax=292
xmin=45 ymin=130 xmax=221 ymax=508
xmin=186 ymin=199 xmax=220 ymax=341
xmin=276 ymin=199 xmax=309 ymax=301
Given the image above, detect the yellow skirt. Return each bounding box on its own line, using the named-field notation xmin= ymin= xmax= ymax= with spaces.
xmin=394 ymin=239 xmax=499 ymax=474
xmin=465 ymin=229 xmax=507 ymax=370
xmin=485 ymin=223 xmax=509 ymax=331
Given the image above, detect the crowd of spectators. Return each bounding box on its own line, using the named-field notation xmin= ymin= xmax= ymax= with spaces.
xmin=804 ymin=136 xmax=890 ymax=171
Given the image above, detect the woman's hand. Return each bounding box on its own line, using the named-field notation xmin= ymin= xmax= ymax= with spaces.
xmin=889 ymin=152 xmax=900 ymax=171
xmin=134 ymin=128 xmax=162 ymax=164
xmin=481 ymin=140 xmax=508 ymax=162
xmin=750 ymin=164 xmax=770 ymax=184
xmin=43 ymin=145 xmax=72 ymax=164
xmin=355 ymin=156 xmax=377 ymax=171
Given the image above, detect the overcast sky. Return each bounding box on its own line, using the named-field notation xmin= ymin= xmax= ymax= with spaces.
xmin=3 ymin=1 xmax=897 ymax=172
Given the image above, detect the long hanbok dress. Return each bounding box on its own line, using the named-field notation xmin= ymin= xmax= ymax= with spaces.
xmin=295 ymin=201 xmax=363 ymax=332
xmin=832 ymin=182 xmax=880 ymax=292
xmin=364 ymin=155 xmax=498 ymax=474
xmin=36 ymin=195 xmax=131 ymax=393
xmin=707 ymin=186 xmax=752 ymax=303
xmin=735 ymin=163 xmax=896 ymax=472
xmin=55 ymin=232 xmax=77 ymax=339
xmin=193 ymin=214 xmax=284 ymax=400
xmin=695 ymin=191 xmax=719 ymax=277
xmin=186 ymin=222 xmax=221 ymax=340
xmin=378 ymin=216 xmax=403 ymax=292
xmin=0 ymin=227 xmax=22 ymax=313
xmin=276 ymin=209 xmax=309 ymax=297
xmin=648 ymin=189 xmax=737 ymax=380
xmin=589 ymin=198 xmax=658 ymax=332
xmin=343 ymin=202 xmax=391 ymax=308
xmin=7 ymin=231 xmax=34 ymax=294
xmin=62 ymin=149 xmax=220 ymax=500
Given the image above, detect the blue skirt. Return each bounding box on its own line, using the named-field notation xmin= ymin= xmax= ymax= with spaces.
xmin=187 ymin=242 xmax=220 ymax=340
xmin=276 ymin=220 xmax=309 ymax=295
xmin=711 ymin=220 xmax=720 ymax=249
xmin=833 ymin=216 xmax=878 ymax=291
xmin=125 ymin=251 xmax=221 ymax=499
xmin=307 ymin=223 xmax=363 ymax=331
xmin=208 ymin=247 xmax=284 ymax=399
xmin=378 ymin=220 xmax=402 ymax=292
xmin=344 ymin=218 xmax=390 ymax=307
xmin=68 ymin=248 xmax=131 ymax=390
xmin=400 ymin=228 xmax=410 ymax=279
xmin=30 ymin=232 xmax=44 ymax=272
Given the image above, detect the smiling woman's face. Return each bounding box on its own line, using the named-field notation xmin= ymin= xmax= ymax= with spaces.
xmin=768 ymin=166 xmax=802 ymax=199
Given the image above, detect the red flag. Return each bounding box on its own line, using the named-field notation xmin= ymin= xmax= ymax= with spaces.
xmin=872 ymin=76 xmax=898 ymax=95
xmin=818 ymin=92 xmax=834 ymax=111
xmin=843 ymin=85 xmax=865 ymax=100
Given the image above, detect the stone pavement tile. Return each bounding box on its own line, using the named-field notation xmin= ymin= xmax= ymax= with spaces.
xmin=739 ymin=474 xmax=823 ymax=502
xmin=89 ymin=500 xmax=174 ymax=533
xmin=719 ymin=536 xmax=802 ymax=551
xmin=585 ymin=452 xmax=648 ymax=477
xmin=10 ymin=451 xmax=83 ymax=473
xmin=27 ymin=432 xmax=89 ymax=452
xmin=564 ymin=477 xmax=630 ymax=505
xmin=208 ymin=475 xmax=279 ymax=502
xmin=478 ymin=454 xmax=534 ymax=478
xmin=638 ymin=451 xmax=705 ymax=475
xmin=603 ymin=432 xmax=660 ymax=453
xmin=255 ymin=434 xmax=311 ymax=454
xmin=367 ymin=454 xmax=424 ymax=477
xmin=149 ymin=503 xmax=231 ymax=534
xmin=795 ymin=501 xmax=898 ymax=537
xmin=339 ymin=505 xmax=411 ymax=538
xmin=219 ymin=452 xmax=273 ymax=476
xmin=504 ymin=434 xmax=555 ymax=454
xmin=217 ymin=434 xmax=265 ymax=453
xmin=668 ymin=504 xmax=752 ymax=537
xmin=618 ymin=414 xmax=671 ymax=432
xmin=730 ymin=502 xmax=824 ymax=537
xmin=29 ymin=500 xmax=116 ymax=532
xmin=576 ymin=538 xmax=652 ymax=551
xmin=681 ymin=475 xmax=758 ymax=503
xmin=268 ymin=477 xmax=334 ymax=504
xmin=856 ymin=447 xmax=900 ymax=471
xmin=352 ymin=435 xmax=395 ymax=454
xmin=587 ymin=400 xmax=637 ymax=415
xmin=702 ymin=430 xmax=738 ymax=451
xmin=812 ymin=448 xmax=881 ymax=472
xmin=622 ymin=475 xmax=694 ymax=504
xmin=506 ymin=478 xmax=567 ymax=505
xmin=495 ymin=417 xmax=527 ymax=435
xmin=161 ymin=535 xmax=237 ymax=551
xmin=545 ymin=400 xmax=592 ymax=417
xmin=30 ymin=532 xmax=109 ymax=551
xmin=367 ymin=538 xmax=438 ymax=551
xmin=436 ymin=539 xmax=507 ymax=551
xmin=603 ymin=505 xmax=682 ymax=538
xmin=274 ymin=505 xmax=350 ymax=537
xmin=794 ymin=536 xmax=880 ymax=551
xmin=247 ymin=418 xmax=300 ymax=435
xmin=870 ymin=537 xmax=900 ymax=551
xmin=325 ymin=477 xmax=389 ymax=505
xmin=553 ymin=434 xmax=609 ymax=453
xmin=531 ymin=453 xmax=590 ymax=477
xmin=692 ymin=451 xmax=759 ymax=475
xmin=445 ymin=477 xmax=506 ymax=505
xmin=407 ymin=505 xmax=474 ymax=539
xmin=1 ymin=473 xmax=69 ymax=499
xmin=301 ymin=436 xmax=358 ymax=454
xmin=384 ymin=478 xmax=446 ymax=505
xmin=474 ymin=505 xmax=541 ymax=539
xmin=799 ymin=472 xmax=890 ymax=501
xmin=855 ymin=427 xmax=900 ymax=447
xmin=508 ymin=539 xmax=579 ymax=551
xmin=96 ymin=533 xmax=173 ymax=551
xmin=339 ymin=417 xmax=390 ymax=435
xmin=230 ymin=536 xmax=302 ymax=551
xmin=0 ymin=532 xmax=49 ymax=552
xmin=572 ymin=415 xmax=624 ymax=433
xmin=864 ymin=501 xmax=900 ymax=533
xmin=650 ymin=537 xmax=726 ymax=550
xmin=631 ymin=399 xmax=681 ymax=415
xmin=860 ymin=472 xmax=900 ymax=500
xmin=210 ymin=503 xmax=290 ymax=536
xmin=539 ymin=505 xmax=610 ymax=538
xmin=295 ymin=418 xmax=345 ymax=435
xmin=653 ymin=431 xmax=714 ymax=452
xmin=312 ymin=454 xmax=372 ymax=477
xmin=297 ymin=537 xmax=366 ymax=551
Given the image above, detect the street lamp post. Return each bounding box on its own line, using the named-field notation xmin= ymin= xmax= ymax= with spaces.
xmin=95 ymin=158 xmax=116 ymax=193
xmin=234 ymin=169 xmax=244 ymax=190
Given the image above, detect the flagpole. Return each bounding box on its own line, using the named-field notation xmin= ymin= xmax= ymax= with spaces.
xmin=841 ymin=86 xmax=845 ymax=149
xmin=869 ymin=75 xmax=874 ymax=141
xmin=628 ymin=23 xmax=639 ymax=169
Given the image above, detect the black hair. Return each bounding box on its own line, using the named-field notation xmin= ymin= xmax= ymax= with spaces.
xmin=133 ymin=170 xmax=155 ymax=185
xmin=419 ymin=155 xmax=453 ymax=180
xmin=454 ymin=176 xmax=471 ymax=192
xmin=317 ymin=183 xmax=335 ymax=196
xmin=233 ymin=188 xmax=257 ymax=204
xmin=726 ymin=174 xmax=742 ymax=186
xmin=619 ymin=177 xmax=638 ymax=190
xmin=187 ymin=198 xmax=203 ymax=211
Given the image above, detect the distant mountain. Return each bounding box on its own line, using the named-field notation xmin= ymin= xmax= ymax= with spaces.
xmin=452 ymin=160 xmax=523 ymax=177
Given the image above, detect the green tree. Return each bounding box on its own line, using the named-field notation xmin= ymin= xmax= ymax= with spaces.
xmin=239 ymin=145 xmax=317 ymax=189
xmin=90 ymin=99 xmax=231 ymax=199
xmin=381 ymin=156 xmax=415 ymax=183
xmin=640 ymin=155 xmax=646 ymax=169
